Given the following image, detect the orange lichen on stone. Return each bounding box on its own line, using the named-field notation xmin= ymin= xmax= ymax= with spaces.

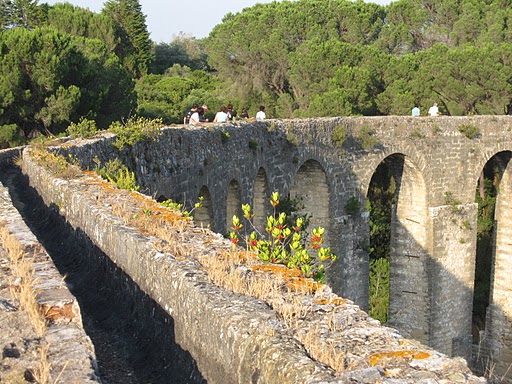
xmin=218 ymin=250 xmax=258 ymax=263
xmin=40 ymin=302 xmax=78 ymax=324
xmin=251 ymin=264 xmax=303 ymax=278
xmin=285 ymin=278 xmax=322 ymax=294
xmin=313 ymin=297 xmax=347 ymax=306
xmin=369 ymin=350 xmax=431 ymax=367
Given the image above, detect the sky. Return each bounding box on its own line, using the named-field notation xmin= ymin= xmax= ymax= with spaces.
xmin=43 ymin=0 xmax=392 ymax=43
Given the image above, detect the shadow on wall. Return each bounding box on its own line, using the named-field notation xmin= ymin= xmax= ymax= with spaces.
xmin=1 ymin=167 xmax=206 ymax=384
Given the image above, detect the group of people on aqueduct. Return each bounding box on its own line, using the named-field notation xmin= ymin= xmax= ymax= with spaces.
xmin=183 ymin=104 xmax=266 ymax=125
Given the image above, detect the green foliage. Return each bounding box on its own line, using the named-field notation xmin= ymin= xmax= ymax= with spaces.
xmin=344 ymin=197 xmax=360 ymax=215
xmin=102 ymin=0 xmax=153 ymax=78
xmin=332 ymin=125 xmax=348 ymax=148
xmin=458 ymin=124 xmax=480 ymax=139
xmin=66 ymin=118 xmax=98 ymax=139
xmin=230 ymin=192 xmax=336 ymax=282
xmin=248 ymin=139 xmax=258 ymax=150
xmin=109 ymin=116 xmax=162 ymax=150
xmin=0 ymin=124 xmax=24 ymax=148
xmin=444 ymin=191 xmax=462 ymax=214
xmin=220 ymin=129 xmax=230 ymax=144
xmin=369 ymin=257 xmax=389 ymax=323
xmin=96 ymin=158 xmax=139 ymax=191
xmin=0 ymin=26 xmax=135 ymax=144
xmin=160 ymin=196 xmax=203 ymax=219
xmin=357 ymin=125 xmax=378 ymax=150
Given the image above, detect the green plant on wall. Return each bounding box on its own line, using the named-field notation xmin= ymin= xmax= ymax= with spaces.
xmin=230 ymin=192 xmax=336 ymax=283
xmin=357 ymin=125 xmax=378 ymax=150
xmin=95 ymin=158 xmax=140 ymax=191
xmin=109 ymin=117 xmax=163 ymax=150
xmin=458 ymin=124 xmax=480 ymax=139
xmin=344 ymin=196 xmax=360 ymax=215
xmin=331 ymin=125 xmax=348 ymax=148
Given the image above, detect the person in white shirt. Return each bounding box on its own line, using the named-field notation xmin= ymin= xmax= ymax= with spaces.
xmin=428 ymin=103 xmax=439 ymax=116
xmin=213 ymin=106 xmax=228 ymax=123
xmin=256 ymin=105 xmax=266 ymax=121
xmin=189 ymin=107 xmax=203 ymax=125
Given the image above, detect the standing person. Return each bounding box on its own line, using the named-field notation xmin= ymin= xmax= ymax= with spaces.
xmin=199 ymin=104 xmax=209 ymax=122
xmin=256 ymin=105 xmax=266 ymax=121
xmin=412 ymin=106 xmax=420 ymax=117
xmin=226 ymin=103 xmax=237 ymax=121
xmin=428 ymin=103 xmax=439 ymax=116
xmin=189 ymin=107 xmax=203 ymax=125
xmin=213 ymin=106 xmax=228 ymax=123
xmin=184 ymin=103 xmax=198 ymax=124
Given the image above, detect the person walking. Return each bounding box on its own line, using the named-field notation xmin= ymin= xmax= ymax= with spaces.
xmin=412 ymin=106 xmax=420 ymax=117
xmin=428 ymin=103 xmax=439 ymax=116
xmin=256 ymin=105 xmax=266 ymax=121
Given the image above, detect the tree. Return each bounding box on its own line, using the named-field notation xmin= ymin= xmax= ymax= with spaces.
xmin=1 ymin=0 xmax=44 ymax=29
xmin=103 ymin=0 xmax=153 ymax=78
xmin=0 ymin=27 xmax=135 ymax=145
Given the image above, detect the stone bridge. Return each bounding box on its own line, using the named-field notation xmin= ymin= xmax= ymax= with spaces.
xmin=59 ymin=115 xmax=512 ymax=381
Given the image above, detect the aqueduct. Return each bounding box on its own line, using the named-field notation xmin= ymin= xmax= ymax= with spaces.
xmin=41 ymin=116 xmax=512 ymax=381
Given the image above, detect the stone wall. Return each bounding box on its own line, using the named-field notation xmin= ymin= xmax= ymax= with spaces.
xmin=20 ymin=145 xmax=489 ymax=383
xmin=58 ymin=116 xmax=512 ymax=382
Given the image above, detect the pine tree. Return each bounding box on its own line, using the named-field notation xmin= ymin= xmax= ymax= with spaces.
xmin=103 ymin=0 xmax=153 ymax=78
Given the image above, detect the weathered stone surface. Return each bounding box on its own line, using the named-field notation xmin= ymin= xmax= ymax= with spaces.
xmin=20 ymin=132 xmax=490 ymax=383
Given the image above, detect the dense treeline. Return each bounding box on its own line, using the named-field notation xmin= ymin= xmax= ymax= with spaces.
xmin=2 ymin=0 xmax=512 ymax=145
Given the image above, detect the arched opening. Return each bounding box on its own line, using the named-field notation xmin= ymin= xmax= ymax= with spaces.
xmin=226 ymin=179 xmax=242 ymax=233
xmin=366 ymin=156 xmax=400 ymax=324
xmin=367 ymin=154 xmax=429 ymax=344
xmin=473 ymin=152 xmax=512 ymax=346
xmin=194 ymin=186 xmax=213 ymax=229
xmin=289 ymin=159 xmax=330 ymax=245
xmin=253 ymin=168 xmax=270 ymax=230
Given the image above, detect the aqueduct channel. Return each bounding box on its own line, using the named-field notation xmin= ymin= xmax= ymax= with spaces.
xmin=58 ymin=115 xmax=512 ymax=381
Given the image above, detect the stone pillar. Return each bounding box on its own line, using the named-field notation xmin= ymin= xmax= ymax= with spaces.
xmin=388 ymin=203 xmax=431 ymax=346
xmin=428 ymin=203 xmax=478 ymax=360
xmin=483 ymin=166 xmax=512 ymax=383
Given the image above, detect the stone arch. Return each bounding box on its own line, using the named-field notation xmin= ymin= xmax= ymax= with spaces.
xmin=253 ymin=167 xmax=270 ymax=231
xmin=226 ymin=179 xmax=242 ymax=233
xmin=194 ymin=186 xmax=213 ymax=229
xmin=367 ymin=153 xmax=430 ymax=345
xmin=480 ymin=151 xmax=512 ymax=381
xmin=289 ymin=159 xmax=330 ymax=245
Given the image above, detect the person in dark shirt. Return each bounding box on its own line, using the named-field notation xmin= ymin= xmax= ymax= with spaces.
xmin=184 ymin=103 xmax=198 ymax=124
xmin=226 ymin=103 xmax=237 ymax=121
xmin=240 ymin=108 xmax=249 ymax=119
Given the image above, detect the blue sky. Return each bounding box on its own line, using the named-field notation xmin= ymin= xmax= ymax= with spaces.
xmin=43 ymin=0 xmax=392 ymax=42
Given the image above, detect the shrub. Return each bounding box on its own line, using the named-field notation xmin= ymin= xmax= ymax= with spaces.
xmin=458 ymin=124 xmax=480 ymax=139
xmin=248 ymin=139 xmax=258 ymax=150
xmin=331 ymin=125 xmax=348 ymax=147
xmin=96 ymin=158 xmax=140 ymax=191
xmin=230 ymin=192 xmax=336 ymax=282
xmin=345 ymin=196 xmax=360 ymax=215
xmin=109 ymin=116 xmax=163 ymax=150
xmin=357 ymin=125 xmax=378 ymax=150
xmin=66 ymin=118 xmax=98 ymax=139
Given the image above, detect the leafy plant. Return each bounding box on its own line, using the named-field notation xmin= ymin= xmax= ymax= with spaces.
xmin=331 ymin=125 xmax=348 ymax=148
xmin=66 ymin=117 xmax=98 ymax=139
xmin=220 ymin=129 xmax=230 ymax=143
xmin=344 ymin=196 xmax=360 ymax=215
xmin=96 ymin=158 xmax=140 ymax=191
xmin=369 ymin=257 xmax=389 ymax=323
xmin=230 ymin=192 xmax=336 ymax=282
xmin=357 ymin=125 xmax=378 ymax=150
xmin=109 ymin=116 xmax=163 ymax=150
xmin=160 ymin=196 xmax=203 ymax=219
xmin=248 ymin=139 xmax=258 ymax=150
xmin=458 ymin=124 xmax=480 ymax=139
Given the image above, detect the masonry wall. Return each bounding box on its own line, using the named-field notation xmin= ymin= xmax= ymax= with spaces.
xmin=59 ymin=116 xmax=512 ymax=382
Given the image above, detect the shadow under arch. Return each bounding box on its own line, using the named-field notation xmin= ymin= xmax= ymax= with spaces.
xmin=289 ymin=159 xmax=330 ymax=246
xmin=226 ymin=179 xmax=242 ymax=234
xmin=253 ymin=167 xmax=271 ymax=230
xmin=476 ymin=150 xmax=512 ymax=382
xmin=366 ymin=153 xmax=430 ymax=345
xmin=194 ymin=185 xmax=213 ymax=229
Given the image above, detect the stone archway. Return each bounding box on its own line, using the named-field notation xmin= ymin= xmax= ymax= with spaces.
xmin=289 ymin=159 xmax=330 ymax=246
xmin=367 ymin=154 xmax=430 ymax=345
xmin=194 ymin=186 xmax=213 ymax=229
xmin=226 ymin=179 xmax=242 ymax=234
xmin=253 ymin=167 xmax=270 ymax=231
